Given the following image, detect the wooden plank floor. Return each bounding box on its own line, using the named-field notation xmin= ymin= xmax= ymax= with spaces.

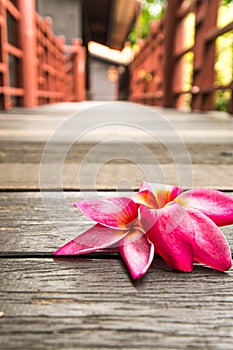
xmin=0 ymin=103 xmax=233 ymax=191
xmin=2 ymin=258 xmax=233 ymax=350
xmin=0 ymin=103 xmax=233 ymax=349
xmin=1 ymin=192 xmax=233 ymax=350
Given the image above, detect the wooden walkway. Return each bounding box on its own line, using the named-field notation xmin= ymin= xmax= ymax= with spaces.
xmin=0 ymin=102 xmax=233 ymax=349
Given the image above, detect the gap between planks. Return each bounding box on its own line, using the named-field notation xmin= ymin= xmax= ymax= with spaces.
xmin=0 ymin=252 xmax=120 ymax=259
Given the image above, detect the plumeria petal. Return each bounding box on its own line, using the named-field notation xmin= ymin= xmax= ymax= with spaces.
xmin=134 ymin=182 xmax=183 ymax=209
xmin=133 ymin=189 xmax=158 ymax=209
xmin=119 ymin=228 xmax=154 ymax=279
xmin=74 ymin=197 xmax=138 ymax=229
xmin=54 ymin=224 xmax=128 ymax=255
xmin=141 ymin=203 xmax=194 ymax=272
xmin=186 ymin=208 xmax=232 ymax=271
xmin=175 ymin=188 xmax=233 ymax=226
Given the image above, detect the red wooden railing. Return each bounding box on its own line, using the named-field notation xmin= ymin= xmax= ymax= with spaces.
xmin=0 ymin=0 xmax=23 ymax=109
xmin=191 ymin=0 xmax=233 ymax=113
xmin=129 ymin=20 xmax=165 ymax=107
xmin=35 ymin=15 xmax=65 ymax=105
xmin=130 ymin=0 xmax=233 ymax=114
xmin=64 ymin=39 xmax=86 ymax=102
xmin=0 ymin=0 xmax=86 ymax=110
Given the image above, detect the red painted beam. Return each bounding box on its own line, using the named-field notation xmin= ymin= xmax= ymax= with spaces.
xmin=5 ymin=0 xmax=21 ymax=20
xmin=205 ymin=21 xmax=233 ymax=42
xmin=18 ymin=0 xmax=37 ymax=107
xmin=5 ymin=43 xmax=23 ymax=58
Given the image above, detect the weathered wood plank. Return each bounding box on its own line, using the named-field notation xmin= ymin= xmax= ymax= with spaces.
xmin=0 ymin=139 xmax=232 ymax=190
xmin=1 ymin=258 xmax=233 ymax=349
xmin=0 ymin=191 xmax=111 ymax=252
xmin=0 ymin=141 xmax=233 ymax=164
xmin=0 ymin=192 xmax=233 ymax=253
xmin=1 ymin=163 xmax=233 ymax=190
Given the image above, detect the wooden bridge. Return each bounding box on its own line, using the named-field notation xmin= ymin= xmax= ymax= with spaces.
xmin=0 ymin=0 xmax=233 ymax=349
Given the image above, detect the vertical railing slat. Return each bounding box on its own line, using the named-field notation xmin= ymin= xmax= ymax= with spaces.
xmin=19 ymin=0 xmax=37 ymax=107
xmin=191 ymin=0 xmax=220 ymax=111
xmin=0 ymin=0 xmax=11 ymax=109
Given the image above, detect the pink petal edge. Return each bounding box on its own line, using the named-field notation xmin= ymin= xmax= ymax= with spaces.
xmin=74 ymin=197 xmax=139 ymax=229
xmin=186 ymin=208 xmax=232 ymax=271
xmin=175 ymin=188 xmax=233 ymax=226
xmin=119 ymin=228 xmax=154 ymax=279
xmin=54 ymin=223 xmax=128 ymax=255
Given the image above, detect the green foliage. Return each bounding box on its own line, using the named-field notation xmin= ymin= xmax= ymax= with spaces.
xmin=215 ymin=90 xmax=231 ymax=112
xmin=222 ymin=0 xmax=233 ymax=5
xmin=215 ymin=3 xmax=233 ymax=111
xmin=129 ymin=0 xmax=166 ymax=47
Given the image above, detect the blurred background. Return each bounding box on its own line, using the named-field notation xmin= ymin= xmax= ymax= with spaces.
xmin=0 ymin=0 xmax=232 ymax=113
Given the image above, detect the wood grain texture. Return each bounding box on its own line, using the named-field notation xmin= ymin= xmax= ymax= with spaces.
xmin=0 ymin=191 xmax=233 ymax=253
xmin=1 ymin=140 xmax=232 ymax=190
xmin=1 ymin=163 xmax=233 ymax=190
xmin=1 ymin=141 xmax=233 ymax=164
xmin=0 ymin=191 xmax=128 ymax=252
xmin=1 ymin=258 xmax=233 ymax=350
xmin=1 ymin=191 xmax=233 ymax=349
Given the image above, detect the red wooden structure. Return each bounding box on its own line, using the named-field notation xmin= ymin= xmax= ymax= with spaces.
xmin=0 ymin=0 xmax=23 ymax=109
xmin=129 ymin=21 xmax=165 ymax=107
xmin=0 ymin=0 xmax=86 ymax=110
xmin=130 ymin=0 xmax=233 ymax=114
xmin=64 ymin=39 xmax=86 ymax=103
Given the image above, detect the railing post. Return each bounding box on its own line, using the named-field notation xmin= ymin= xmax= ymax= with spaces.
xmin=230 ymin=92 xmax=233 ymax=115
xmin=163 ymin=0 xmax=180 ymax=108
xmin=173 ymin=4 xmax=186 ymax=109
xmin=0 ymin=0 xmax=11 ymax=109
xmin=77 ymin=44 xmax=86 ymax=101
xmin=58 ymin=35 xmax=66 ymax=102
xmin=191 ymin=0 xmax=220 ymax=111
xmin=18 ymin=0 xmax=37 ymax=107
xmin=72 ymin=38 xmax=86 ymax=101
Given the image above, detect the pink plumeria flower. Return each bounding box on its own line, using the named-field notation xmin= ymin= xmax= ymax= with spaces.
xmin=54 ymin=197 xmax=154 ymax=279
xmin=134 ymin=182 xmax=233 ymax=272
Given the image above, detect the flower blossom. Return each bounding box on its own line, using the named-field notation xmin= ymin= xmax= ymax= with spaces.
xmin=134 ymin=182 xmax=233 ymax=272
xmin=54 ymin=197 xmax=154 ymax=279
xmin=54 ymin=183 xmax=233 ymax=279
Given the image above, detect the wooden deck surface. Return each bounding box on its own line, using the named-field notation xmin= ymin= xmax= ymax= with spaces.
xmin=0 ymin=103 xmax=233 ymax=349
